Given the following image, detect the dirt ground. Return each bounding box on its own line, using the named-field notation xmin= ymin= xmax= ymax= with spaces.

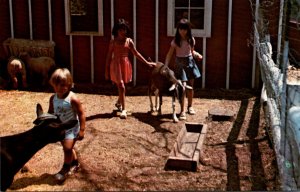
xmin=0 ymin=85 xmax=280 ymax=191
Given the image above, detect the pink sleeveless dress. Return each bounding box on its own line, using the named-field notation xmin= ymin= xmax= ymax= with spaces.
xmin=110 ymin=38 xmax=132 ymax=84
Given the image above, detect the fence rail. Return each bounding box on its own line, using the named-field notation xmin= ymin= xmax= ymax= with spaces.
xmin=254 ymin=19 xmax=300 ymax=190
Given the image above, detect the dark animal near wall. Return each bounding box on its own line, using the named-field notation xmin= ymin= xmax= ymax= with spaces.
xmin=148 ymin=62 xmax=191 ymax=123
xmin=0 ymin=104 xmax=77 ymax=191
xmin=19 ymin=52 xmax=56 ymax=87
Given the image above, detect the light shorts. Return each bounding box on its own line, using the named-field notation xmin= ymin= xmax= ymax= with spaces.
xmin=65 ymin=126 xmax=79 ymax=140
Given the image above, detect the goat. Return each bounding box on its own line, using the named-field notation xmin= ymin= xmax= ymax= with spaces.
xmin=148 ymin=62 xmax=192 ymax=123
xmin=7 ymin=57 xmax=27 ymax=89
xmin=0 ymin=104 xmax=77 ymax=191
xmin=19 ymin=52 xmax=56 ymax=87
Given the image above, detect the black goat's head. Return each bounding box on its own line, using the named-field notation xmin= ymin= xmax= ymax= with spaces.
xmin=32 ymin=103 xmax=78 ymax=143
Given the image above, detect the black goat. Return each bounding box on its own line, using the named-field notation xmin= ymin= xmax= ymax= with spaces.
xmin=148 ymin=62 xmax=191 ymax=123
xmin=0 ymin=104 xmax=77 ymax=191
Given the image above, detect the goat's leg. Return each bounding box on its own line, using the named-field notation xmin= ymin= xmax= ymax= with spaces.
xmin=154 ymin=89 xmax=159 ymax=111
xmin=157 ymin=93 xmax=162 ymax=116
xmin=172 ymin=95 xmax=179 ymax=123
xmin=149 ymin=91 xmax=154 ymax=113
xmin=148 ymin=84 xmax=157 ymax=113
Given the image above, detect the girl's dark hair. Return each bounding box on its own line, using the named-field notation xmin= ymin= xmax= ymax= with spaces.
xmin=112 ymin=18 xmax=131 ymax=37
xmin=174 ymin=18 xmax=194 ymax=48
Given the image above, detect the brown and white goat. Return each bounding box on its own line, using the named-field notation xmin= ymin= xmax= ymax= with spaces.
xmin=0 ymin=104 xmax=77 ymax=191
xmin=148 ymin=62 xmax=192 ymax=123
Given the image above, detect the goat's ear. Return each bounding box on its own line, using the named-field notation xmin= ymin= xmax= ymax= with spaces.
xmin=185 ymin=85 xmax=193 ymax=89
xmin=169 ymin=84 xmax=176 ymax=91
xmin=36 ymin=103 xmax=43 ymax=117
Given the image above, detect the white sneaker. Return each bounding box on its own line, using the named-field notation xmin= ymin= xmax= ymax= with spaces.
xmin=179 ymin=113 xmax=187 ymax=120
xmin=188 ymin=106 xmax=196 ymax=115
xmin=120 ymin=110 xmax=127 ymax=119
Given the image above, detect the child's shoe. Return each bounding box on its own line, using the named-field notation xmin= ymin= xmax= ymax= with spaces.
xmin=68 ymin=159 xmax=80 ymax=175
xmin=54 ymin=163 xmax=70 ymax=182
xmin=120 ymin=110 xmax=127 ymax=119
xmin=187 ymin=106 xmax=196 ymax=115
xmin=179 ymin=113 xmax=187 ymax=120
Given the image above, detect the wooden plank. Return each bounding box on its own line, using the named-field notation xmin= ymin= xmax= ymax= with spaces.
xmin=208 ymin=108 xmax=235 ymax=121
xmin=165 ymin=122 xmax=207 ymax=172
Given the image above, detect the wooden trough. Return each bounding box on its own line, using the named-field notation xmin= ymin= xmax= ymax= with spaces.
xmin=208 ymin=108 xmax=235 ymax=121
xmin=165 ymin=122 xmax=207 ymax=172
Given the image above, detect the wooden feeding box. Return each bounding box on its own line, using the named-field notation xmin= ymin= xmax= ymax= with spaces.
xmin=165 ymin=122 xmax=207 ymax=172
xmin=208 ymin=108 xmax=235 ymax=121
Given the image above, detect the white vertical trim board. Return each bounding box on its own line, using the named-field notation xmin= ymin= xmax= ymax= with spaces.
xmin=111 ymin=0 xmax=114 ymax=33
xmin=133 ymin=0 xmax=137 ymax=86
xmin=9 ymin=0 xmax=14 ymax=38
xmin=226 ymin=0 xmax=233 ymax=89
xmin=90 ymin=36 xmax=94 ymax=83
xmin=64 ymin=0 xmax=70 ymax=34
xmin=48 ymin=0 xmax=53 ymax=41
xmin=97 ymin=0 xmax=104 ymax=35
xmin=28 ymin=0 xmax=33 ymax=39
xmin=202 ymin=38 xmax=206 ymax=88
xmin=155 ymin=0 xmax=159 ymax=62
xmin=70 ymin=35 xmax=74 ymax=75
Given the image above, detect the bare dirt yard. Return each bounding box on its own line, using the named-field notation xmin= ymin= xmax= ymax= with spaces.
xmin=0 ymin=84 xmax=279 ymax=191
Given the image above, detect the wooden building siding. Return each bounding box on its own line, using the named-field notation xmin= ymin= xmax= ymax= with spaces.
xmin=32 ymin=0 xmax=50 ymax=40
xmin=0 ymin=0 xmax=10 ymax=58
xmin=0 ymin=0 xmax=299 ymax=89
xmin=206 ymin=0 xmax=229 ymax=88
xmin=288 ymin=22 xmax=300 ymax=63
xmin=13 ymin=0 xmax=30 ymax=39
xmin=230 ymin=0 xmax=254 ymax=89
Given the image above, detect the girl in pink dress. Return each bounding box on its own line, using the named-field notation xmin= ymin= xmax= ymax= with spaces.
xmin=105 ymin=19 xmax=156 ymax=119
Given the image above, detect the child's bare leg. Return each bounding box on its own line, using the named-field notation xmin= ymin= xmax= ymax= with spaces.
xmin=118 ymin=82 xmax=126 ymax=110
xmin=55 ymin=139 xmax=76 ymax=181
xmin=118 ymin=82 xmax=127 ymax=118
xmin=186 ymin=79 xmax=196 ymax=114
xmin=187 ymin=79 xmax=194 ymax=107
xmin=179 ymin=82 xmax=186 ymax=120
xmin=62 ymin=139 xmax=76 ymax=164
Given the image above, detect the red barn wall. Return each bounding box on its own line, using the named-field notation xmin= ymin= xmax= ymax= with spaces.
xmin=230 ymin=0 xmax=254 ymax=89
xmin=0 ymin=0 xmax=10 ymax=59
xmin=289 ymin=22 xmax=300 ymax=63
xmin=206 ymin=0 xmax=229 ymax=88
xmin=12 ymin=0 xmax=30 ymax=39
xmin=32 ymin=0 xmax=50 ymax=40
xmin=1 ymin=0 xmax=299 ymax=89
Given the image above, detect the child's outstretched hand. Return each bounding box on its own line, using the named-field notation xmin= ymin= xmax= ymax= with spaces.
xmin=193 ymin=51 xmax=203 ymax=61
xmin=147 ymin=62 xmax=156 ymax=68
